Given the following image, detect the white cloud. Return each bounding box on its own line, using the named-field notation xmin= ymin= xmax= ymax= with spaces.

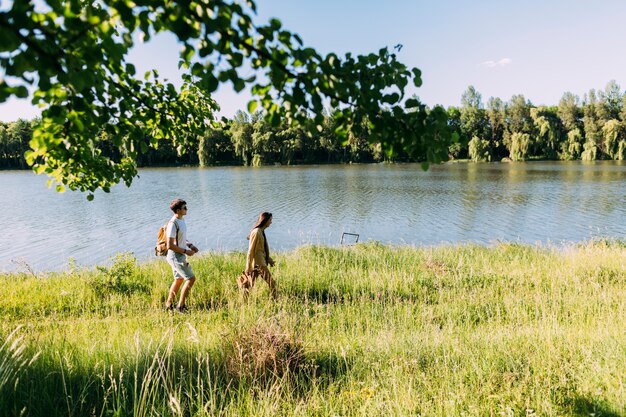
xmin=479 ymin=58 xmax=512 ymax=68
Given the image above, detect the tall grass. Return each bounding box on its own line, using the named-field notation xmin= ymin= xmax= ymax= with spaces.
xmin=0 ymin=241 xmax=624 ymax=416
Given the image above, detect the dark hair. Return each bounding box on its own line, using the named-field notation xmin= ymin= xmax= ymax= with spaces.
xmin=170 ymin=199 xmax=187 ymax=213
xmin=251 ymin=212 xmax=272 ymax=230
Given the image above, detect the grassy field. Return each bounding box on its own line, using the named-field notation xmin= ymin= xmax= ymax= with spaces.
xmin=0 ymin=241 xmax=625 ymax=417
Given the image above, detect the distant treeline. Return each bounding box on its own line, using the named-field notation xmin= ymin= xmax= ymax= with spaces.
xmin=2 ymin=80 xmax=626 ymax=169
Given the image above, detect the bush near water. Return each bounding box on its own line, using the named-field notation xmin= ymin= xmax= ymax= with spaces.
xmin=0 ymin=241 xmax=625 ymax=416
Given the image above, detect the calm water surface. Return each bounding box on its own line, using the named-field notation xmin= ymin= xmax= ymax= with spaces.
xmin=1 ymin=161 xmax=625 ymax=272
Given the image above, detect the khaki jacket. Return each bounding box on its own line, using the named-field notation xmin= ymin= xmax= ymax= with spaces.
xmin=246 ymin=228 xmax=269 ymax=273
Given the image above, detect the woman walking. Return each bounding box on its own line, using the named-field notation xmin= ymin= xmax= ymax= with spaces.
xmin=239 ymin=212 xmax=277 ymax=298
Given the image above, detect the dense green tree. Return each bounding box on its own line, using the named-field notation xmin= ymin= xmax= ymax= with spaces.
xmin=582 ymin=90 xmax=602 ymax=160
xmin=530 ymin=106 xmax=563 ymax=159
xmin=557 ymin=92 xmax=582 ymax=160
xmin=468 ymin=136 xmax=490 ymax=162
xmin=486 ymin=97 xmax=506 ymax=159
xmin=559 ymin=128 xmax=583 ymax=160
xmin=274 ymin=125 xmax=306 ymax=165
xmin=508 ymin=132 xmax=531 ymax=161
xmin=316 ymin=111 xmax=343 ymax=162
xmin=460 ymin=86 xmax=487 ymax=145
xmin=198 ymin=128 xmax=233 ymax=166
xmin=504 ymin=95 xmax=532 ymax=158
xmin=0 ymin=124 xmax=8 ymax=165
xmin=445 ymin=106 xmax=465 ymax=159
xmin=557 ymin=92 xmax=582 ymax=132
xmin=598 ymin=80 xmax=623 ymax=121
xmin=505 ymin=95 xmax=533 ymax=134
xmin=346 ymin=117 xmax=372 ymax=162
xmin=230 ymin=111 xmax=255 ymax=165
xmin=250 ymin=118 xmax=277 ymax=166
xmin=5 ymin=118 xmax=33 ymax=168
xmin=1 ymin=0 xmax=455 ymax=198
xmin=602 ymin=119 xmax=625 ymax=160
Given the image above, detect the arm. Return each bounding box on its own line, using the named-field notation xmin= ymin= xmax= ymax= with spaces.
xmin=167 ymin=237 xmax=194 ymax=256
xmin=245 ymin=229 xmax=259 ymax=273
xmin=186 ymin=241 xmax=199 ymax=253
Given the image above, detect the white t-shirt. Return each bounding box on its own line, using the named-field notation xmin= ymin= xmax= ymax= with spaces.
xmin=165 ymin=216 xmax=187 ymax=251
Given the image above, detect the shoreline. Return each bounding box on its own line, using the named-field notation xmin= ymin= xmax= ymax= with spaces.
xmin=3 ymin=238 xmax=624 ymax=277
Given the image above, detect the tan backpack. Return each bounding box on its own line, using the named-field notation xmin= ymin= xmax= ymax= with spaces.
xmin=155 ymin=220 xmax=179 ymax=256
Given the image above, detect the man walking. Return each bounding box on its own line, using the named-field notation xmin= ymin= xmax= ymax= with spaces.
xmin=165 ymin=198 xmax=199 ymax=313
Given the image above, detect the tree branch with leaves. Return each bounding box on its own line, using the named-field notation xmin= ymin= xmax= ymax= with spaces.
xmin=1 ymin=0 xmax=456 ymax=198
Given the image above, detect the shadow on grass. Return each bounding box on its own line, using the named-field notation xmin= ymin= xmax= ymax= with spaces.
xmin=566 ymin=394 xmax=625 ymax=417
xmin=287 ymin=284 xmax=437 ymax=305
xmin=2 ymin=343 xmax=353 ymax=417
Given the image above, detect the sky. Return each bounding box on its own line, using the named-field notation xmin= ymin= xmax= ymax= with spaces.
xmin=2 ymin=0 xmax=626 ymax=122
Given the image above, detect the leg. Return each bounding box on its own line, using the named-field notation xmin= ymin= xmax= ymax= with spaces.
xmin=238 ymin=271 xmax=257 ymax=300
xmin=177 ymin=277 xmax=196 ymax=308
xmin=259 ymin=266 xmax=277 ymax=299
xmin=166 ymin=278 xmax=184 ymax=308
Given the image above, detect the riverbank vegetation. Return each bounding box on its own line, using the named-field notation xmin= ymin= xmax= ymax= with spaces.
xmin=1 ymin=241 xmax=624 ymax=416
xmin=3 ymin=80 xmax=626 ymax=170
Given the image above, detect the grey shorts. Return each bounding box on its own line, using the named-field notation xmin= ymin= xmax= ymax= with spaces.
xmin=166 ymin=251 xmax=195 ymax=280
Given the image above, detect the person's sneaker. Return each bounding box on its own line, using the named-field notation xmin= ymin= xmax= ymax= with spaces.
xmin=176 ymin=305 xmax=189 ymax=313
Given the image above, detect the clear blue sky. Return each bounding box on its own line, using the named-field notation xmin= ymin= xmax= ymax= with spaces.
xmin=2 ymin=0 xmax=626 ymax=121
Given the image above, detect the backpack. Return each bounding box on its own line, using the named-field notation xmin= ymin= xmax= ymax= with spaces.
xmin=155 ymin=220 xmax=179 ymax=256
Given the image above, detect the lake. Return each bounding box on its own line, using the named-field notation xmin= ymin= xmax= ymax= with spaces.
xmin=1 ymin=161 xmax=625 ymax=272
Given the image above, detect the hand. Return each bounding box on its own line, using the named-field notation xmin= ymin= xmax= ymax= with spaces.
xmin=186 ymin=249 xmax=195 ymax=257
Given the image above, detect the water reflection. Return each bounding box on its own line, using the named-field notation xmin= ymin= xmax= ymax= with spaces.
xmin=1 ymin=161 xmax=625 ymax=272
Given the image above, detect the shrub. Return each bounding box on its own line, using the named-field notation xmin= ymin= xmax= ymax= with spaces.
xmin=224 ymin=321 xmax=305 ymax=382
xmin=89 ymin=253 xmax=149 ymax=296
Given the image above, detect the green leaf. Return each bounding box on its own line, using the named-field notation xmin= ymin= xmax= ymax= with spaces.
xmin=406 ymin=98 xmax=419 ymax=108
xmin=412 ymin=68 xmax=422 ymax=87
xmin=14 ymin=86 xmax=28 ymax=98
xmin=233 ymin=78 xmax=245 ymax=92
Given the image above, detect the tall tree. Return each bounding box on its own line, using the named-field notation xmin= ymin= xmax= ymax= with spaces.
xmin=582 ymin=90 xmax=602 ymax=160
xmin=598 ymin=80 xmax=623 ymax=121
xmin=508 ymin=132 xmax=531 ymax=161
xmin=530 ymin=106 xmax=563 ymax=159
xmin=560 ymin=128 xmax=583 ymax=160
xmin=445 ymin=106 xmax=465 ymax=159
xmin=486 ymin=97 xmax=506 ymax=159
xmin=504 ymin=95 xmax=532 ymax=158
xmin=557 ymin=92 xmax=581 ymax=132
xmin=602 ymin=119 xmax=625 ymax=160
xmin=468 ymin=136 xmax=490 ymax=162
xmin=460 ymin=86 xmax=487 ymax=144
xmin=198 ymin=128 xmax=233 ymax=166
xmin=557 ymin=92 xmax=582 ymax=160
xmin=230 ymin=111 xmax=255 ymax=166
xmin=5 ymin=118 xmax=33 ymax=168
xmin=0 ymin=0 xmax=455 ymax=198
